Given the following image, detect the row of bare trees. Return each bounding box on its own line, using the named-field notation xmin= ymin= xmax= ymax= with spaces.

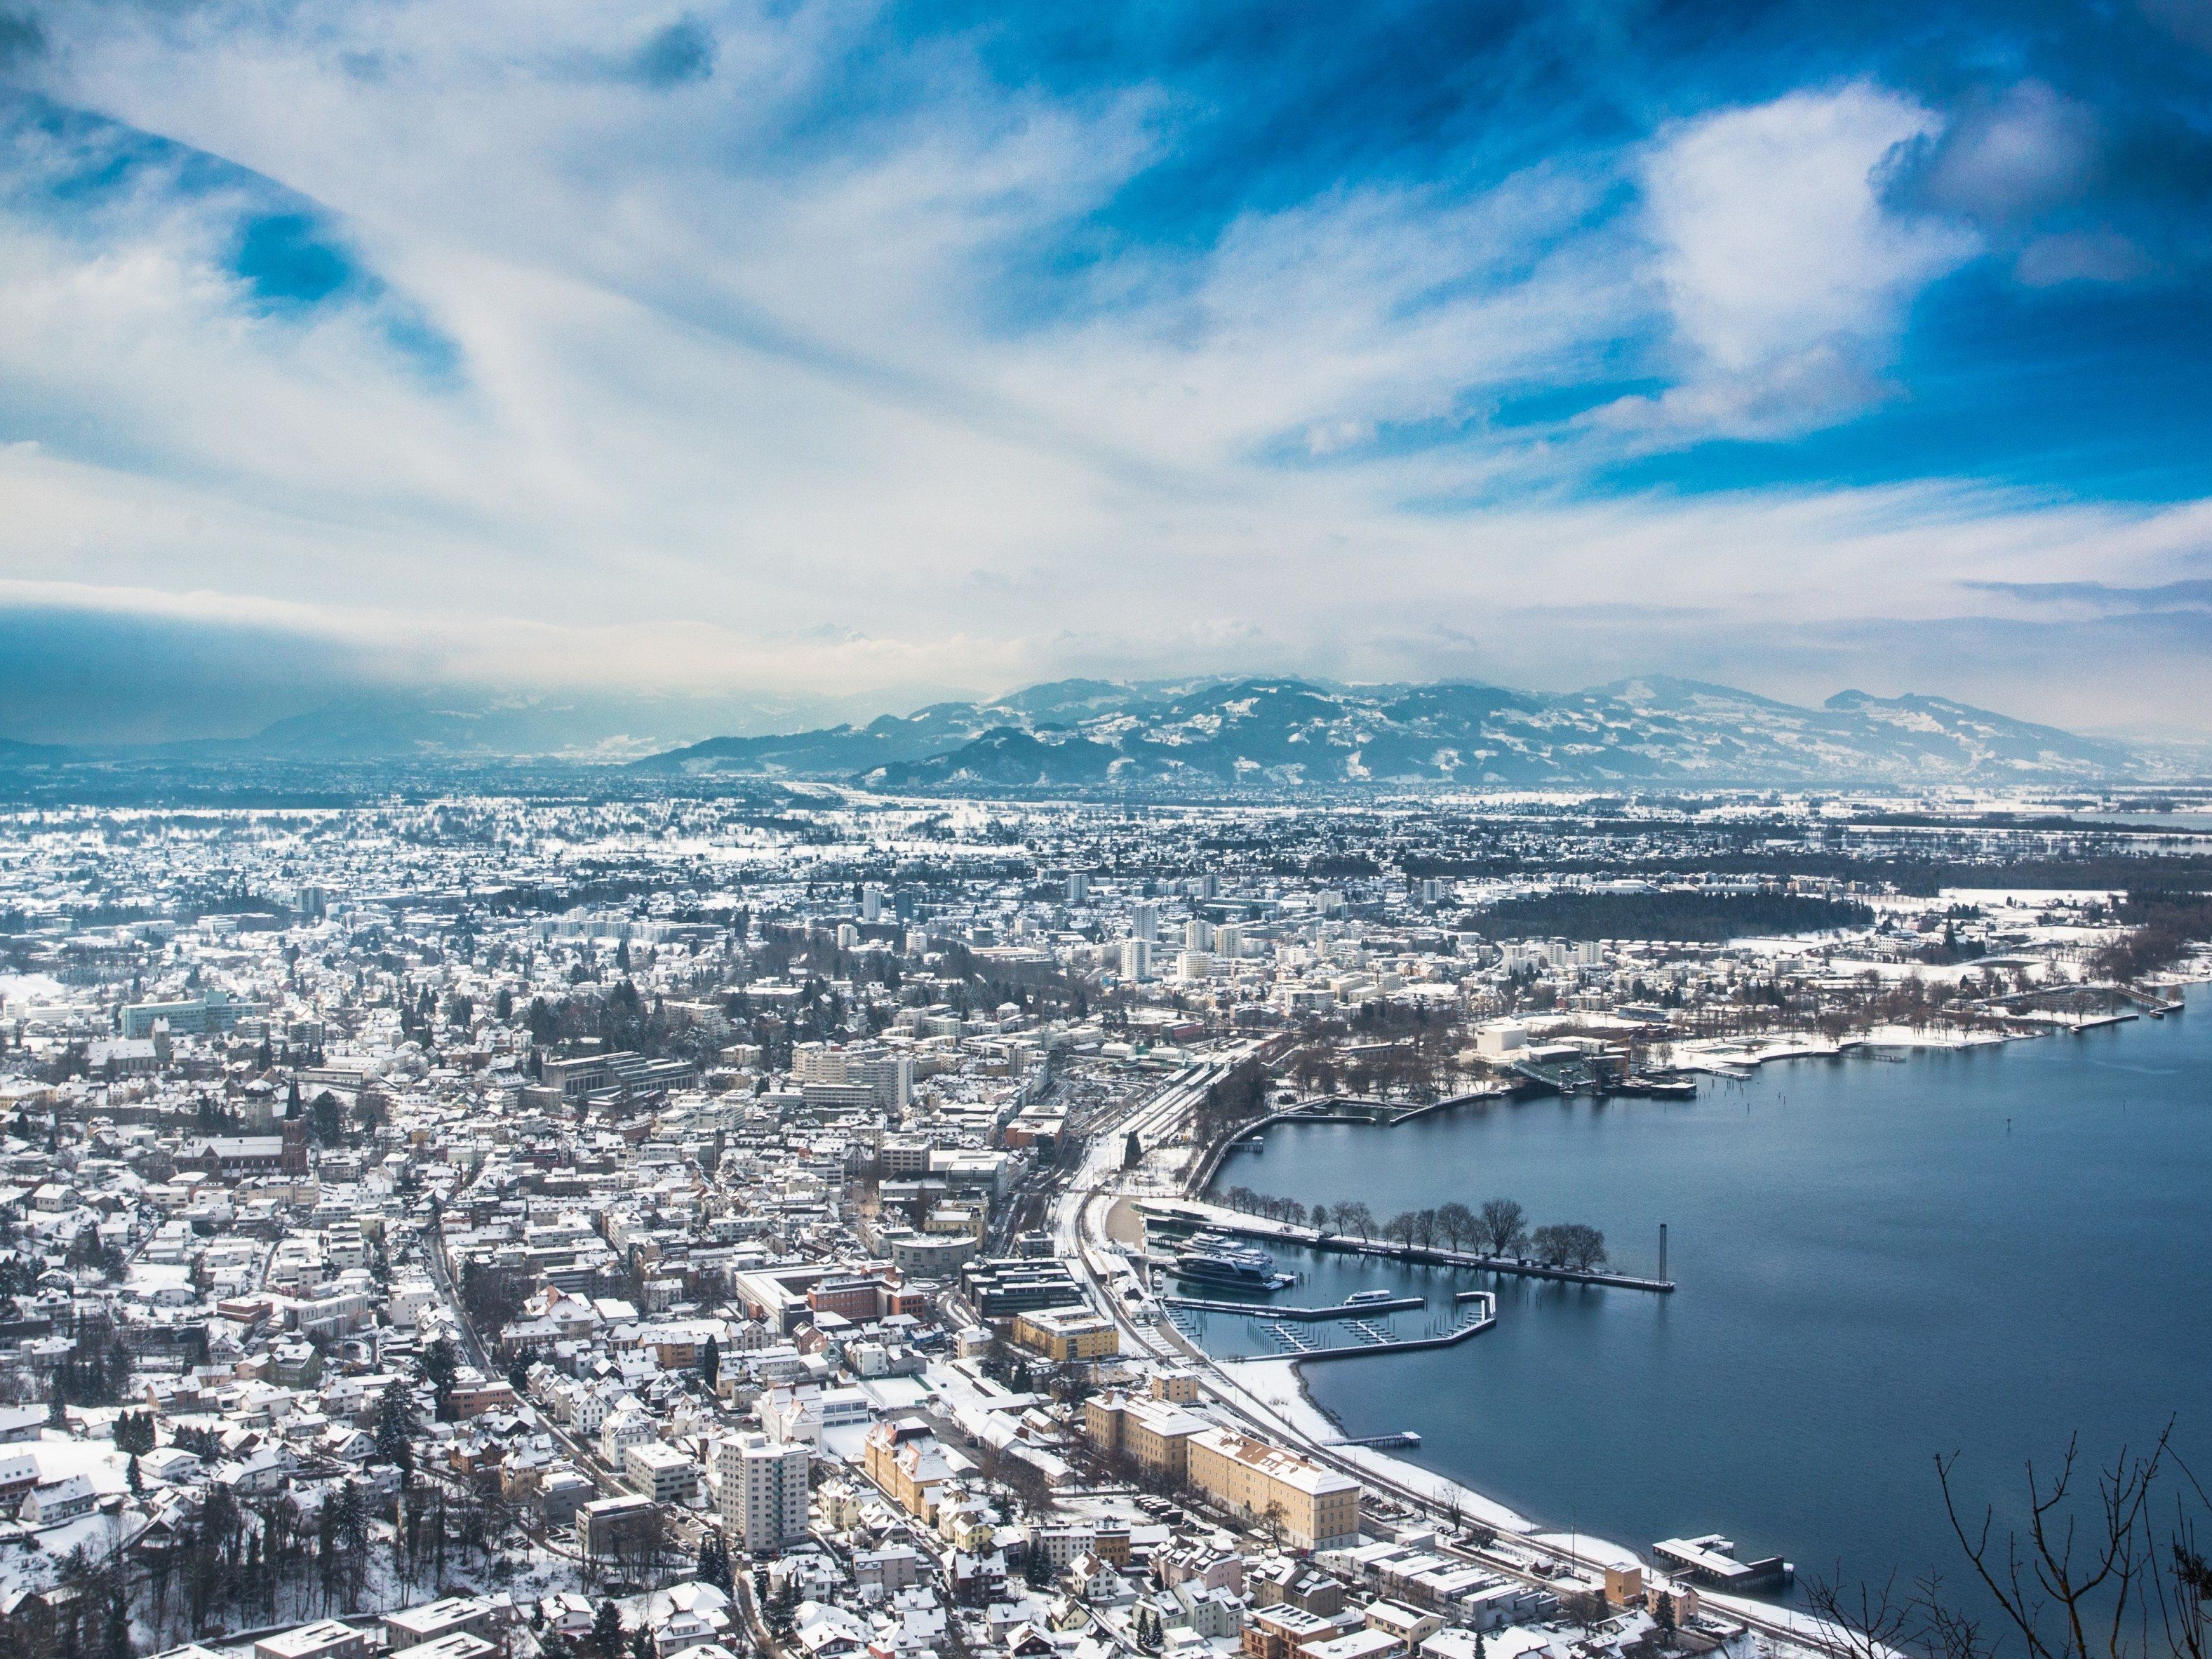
xmin=1208 ymin=1189 xmax=1609 ymax=1270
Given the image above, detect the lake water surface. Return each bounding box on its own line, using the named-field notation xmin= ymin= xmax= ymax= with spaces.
xmin=1205 ymin=991 xmax=2212 ymax=1603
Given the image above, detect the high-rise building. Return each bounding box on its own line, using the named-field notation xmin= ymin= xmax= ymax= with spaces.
xmin=1215 ymin=923 xmax=1243 ymax=960
xmin=717 ymin=1432 xmax=810 ymax=1552
xmin=1184 ymin=918 xmax=1215 ymax=950
xmin=1130 ymin=901 xmax=1159 ymax=942
xmin=1064 ymin=872 xmax=1090 ymax=904
xmin=862 ymin=885 xmax=887 ymax=922
xmin=1119 ymin=938 xmax=1154 ymax=981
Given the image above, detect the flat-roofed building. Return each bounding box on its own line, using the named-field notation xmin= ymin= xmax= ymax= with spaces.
xmin=255 ymin=1623 xmax=367 ymax=1659
xmin=1364 ymin=1604 xmax=1441 ymax=1649
xmin=1242 ymin=1606 xmax=1339 ymax=1659
xmin=715 ymin=1431 xmax=810 ymax=1552
xmin=384 ymin=1599 xmax=500 ymax=1649
xmin=577 ymin=1493 xmax=661 ymax=1563
xmin=1012 ymin=1307 xmax=1120 ymax=1363
xmin=626 ymin=1440 xmax=699 ymax=1505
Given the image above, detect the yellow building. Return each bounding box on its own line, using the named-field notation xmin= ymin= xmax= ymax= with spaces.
xmin=1012 ymin=1307 xmax=1120 ymax=1363
xmin=1186 ymin=1428 xmax=1361 ymax=1551
xmin=862 ymin=1418 xmax=965 ymax=1522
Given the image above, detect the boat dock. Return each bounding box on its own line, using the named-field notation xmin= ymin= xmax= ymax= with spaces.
xmin=1162 ymin=1294 xmax=1427 ymax=1320
xmin=1250 ymin=1291 xmax=1498 ymax=1365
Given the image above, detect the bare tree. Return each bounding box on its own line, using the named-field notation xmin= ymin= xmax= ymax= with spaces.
xmin=1435 ymin=1202 xmax=1475 ymax=1251
xmin=1817 ymin=1425 xmax=2212 ymax=1659
xmin=1933 ymin=1424 xmax=2212 ymax=1659
xmin=1475 ymin=1199 xmax=1527 ymax=1258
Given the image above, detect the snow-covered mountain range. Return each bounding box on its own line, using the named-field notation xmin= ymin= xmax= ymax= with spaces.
xmin=636 ymin=675 xmax=2150 ymax=788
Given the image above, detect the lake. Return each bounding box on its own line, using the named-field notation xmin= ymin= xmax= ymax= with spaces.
xmin=1202 ymin=990 xmax=2212 ymax=1605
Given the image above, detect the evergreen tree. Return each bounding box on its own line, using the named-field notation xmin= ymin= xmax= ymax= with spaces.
xmin=697 ymin=1532 xmax=732 ymax=1592
xmin=419 ymin=1336 xmax=460 ymax=1419
xmin=374 ymin=1381 xmax=417 ymax=1472
xmin=592 ymin=1602 xmax=626 ymax=1659
xmin=699 ymin=1334 xmax=720 ymax=1391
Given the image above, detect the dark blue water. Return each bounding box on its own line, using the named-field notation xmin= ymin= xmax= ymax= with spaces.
xmin=1207 ymin=993 xmax=2212 ymax=1602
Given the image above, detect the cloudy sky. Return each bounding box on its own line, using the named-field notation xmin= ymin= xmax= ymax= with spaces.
xmin=4 ymin=0 xmax=2212 ymax=741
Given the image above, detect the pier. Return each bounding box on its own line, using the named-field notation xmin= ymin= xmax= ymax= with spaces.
xmin=1985 ymin=980 xmax=2184 ymax=1028
xmin=1282 ymin=1292 xmax=1496 ymax=1364
xmin=1162 ymin=1293 xmax=1427 ymax=1319
xmin=1141 ymin=1202 xmax=1675 ymax=1293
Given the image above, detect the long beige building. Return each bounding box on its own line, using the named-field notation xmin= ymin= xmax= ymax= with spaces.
xmin=1186 ymin=1427 xmax=1361 ymax=1550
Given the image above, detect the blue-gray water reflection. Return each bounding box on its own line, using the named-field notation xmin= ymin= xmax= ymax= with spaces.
xmin=1205 ymin=992 xmax=2212 ymax=1602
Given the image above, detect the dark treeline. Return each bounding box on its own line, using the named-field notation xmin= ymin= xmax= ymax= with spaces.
xmin=1466 ymin=889 xmax=1872 ymax=942
xmin=2093 ymin=889 xmax=2212 ymax=981
xmin=1405 ymin=852 xmax=2212 ymax=896
xmin=1191 ymin=1059 xmax=1271 ymax=1146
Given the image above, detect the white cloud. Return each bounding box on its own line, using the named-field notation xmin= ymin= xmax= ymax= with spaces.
xmin=0 ymin=11 xmax=2203 ymax=730
xmin=1619 ymin=84 xmax=1978 ymax=437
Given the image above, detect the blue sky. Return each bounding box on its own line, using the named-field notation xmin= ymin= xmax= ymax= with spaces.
xmin=2 ymin=0 xmax=2211 ymax=741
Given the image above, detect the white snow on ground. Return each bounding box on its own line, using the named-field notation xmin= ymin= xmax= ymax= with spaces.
xmin=24 ymin=1430 xmax=133 ymax=1493
xmin=0 ymin=972 xmax=66 ymax=1007
xmin=1529 ymin=1532 xmax=1643 ymax=1571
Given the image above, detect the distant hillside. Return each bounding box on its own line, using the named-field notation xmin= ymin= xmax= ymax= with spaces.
xmin=634 ymin=673 xmax=2148 ymax=788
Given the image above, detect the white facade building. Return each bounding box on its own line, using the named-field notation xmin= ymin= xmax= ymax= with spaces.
xmin=716 ymin=1431 xmax=810 ymax=1552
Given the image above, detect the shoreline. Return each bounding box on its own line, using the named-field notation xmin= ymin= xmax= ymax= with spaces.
xmin=1290 ymin=1355 xmax=1347 ymax=1436
xmin=1179 ymin=986 xmax=2207 ymax=1629
xmin=1228 ymin=978 xmax=2210 ymax=1139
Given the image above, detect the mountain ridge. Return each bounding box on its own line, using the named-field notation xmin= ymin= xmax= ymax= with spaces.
xmin=633 ymin=673 xmax=2154 ymax=788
